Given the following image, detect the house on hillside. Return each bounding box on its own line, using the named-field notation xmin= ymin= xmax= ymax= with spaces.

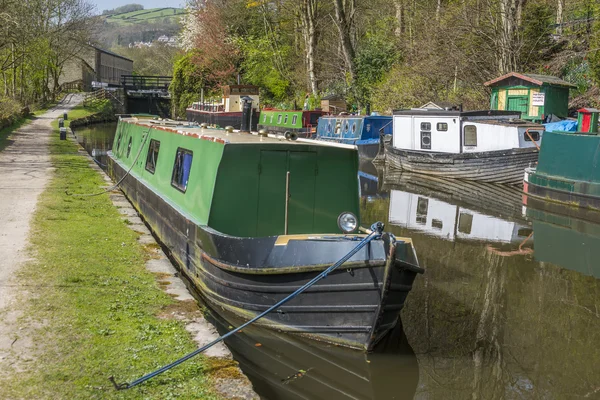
xmin=485 ymin=72 xmax=576 ymax=122
xmin=58 ymin=44 xmax=133 ymax=91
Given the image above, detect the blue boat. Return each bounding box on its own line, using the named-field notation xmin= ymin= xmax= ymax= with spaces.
xmin=316 ymin=115 xmax=392 ymax=160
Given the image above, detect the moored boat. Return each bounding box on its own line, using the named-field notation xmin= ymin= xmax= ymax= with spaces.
xmin=257 ymin=109 xmax=325 ymax=138
xmin=523 ymin=109 xmax=600 ymax=210
xmin=316 ymin=114 xmax=392 ymax=160
xmin=186 ymin=85 xmax=260 ymax=130
xmin=379 ymin=109 xmax=544 ymax=184
xmin=107 ymin=116 xmax=423 ymax=350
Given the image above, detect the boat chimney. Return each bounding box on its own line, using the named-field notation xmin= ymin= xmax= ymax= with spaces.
xmin=240 ymin=96 xmax=253 ymax=133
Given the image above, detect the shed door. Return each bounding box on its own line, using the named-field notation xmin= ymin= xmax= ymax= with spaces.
xmin=256 ymin=150 xmax=317 ymax=236
xmin=507 ymin=96 xmax=529 ymax=115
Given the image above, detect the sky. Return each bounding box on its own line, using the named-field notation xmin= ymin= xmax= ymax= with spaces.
xmin=92 ymin=0 xmax=185 ymax=14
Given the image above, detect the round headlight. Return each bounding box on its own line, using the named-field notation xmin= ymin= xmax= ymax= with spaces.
xmin=337 ymin=212 xmax=358 ymax=234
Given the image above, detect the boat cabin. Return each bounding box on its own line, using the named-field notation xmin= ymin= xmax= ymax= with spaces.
xmin=391 ymin=109 xmax=543 ymax=153
xmin=316 ymin=115 xmax=392 ymax=144
xmin=190 ymin=85 xmax=260 ymax=113
xmin=258 ymin=110 xmax=325 ymax=136
xmin=485 ymin=72 xmax=576 ymax=122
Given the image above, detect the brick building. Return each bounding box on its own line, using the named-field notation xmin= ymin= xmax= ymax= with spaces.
xmin=59 ymin=45 xmax=133 ymax=91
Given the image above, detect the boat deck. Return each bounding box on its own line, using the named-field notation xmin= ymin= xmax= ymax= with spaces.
xmin=124 ymin=117 xmax=355 ymax=148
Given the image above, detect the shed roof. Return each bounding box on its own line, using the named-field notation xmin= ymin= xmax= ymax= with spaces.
xmin=420 ymin=101 xmax=459 ymax=110
xmin=89 ymin=44 xmax=134 ymax=62
xmin=484 ymin=72 xmax=576 ymax=88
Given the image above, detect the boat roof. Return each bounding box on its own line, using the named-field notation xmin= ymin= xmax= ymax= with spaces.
xmin=122 ymin=117 xmax=356 ymax=149
xmin=392 ymin=109 xmax=520 ymax=117
xmin=320 ymin=114 xmax=391 ymax=119
xmin=470 ymin=119 xmax=544 ymax=128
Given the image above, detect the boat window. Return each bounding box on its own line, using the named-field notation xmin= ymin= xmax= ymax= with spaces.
xmin=171 ymin=148 xmax=193 ymax=193
xmin=127 ymin=137 xmax=132 ymax=158
xmin=277 ymin=114 xmax=282 ymax=124
xmin=327 ymin=122 xmax=332 ymax=133
xmin=352 ymin=122 xmax=357 ymax=133
xmin=458 ymin=212 xmax=473 ymax=234
xmin=263 ymin=113 xmax=267 ymax=123
xmin=421 ymin=122 xmax=431 ymax=131
xmin=432 ymin=219 xmax=443 ymax=230
xmin=525 ymin=131 xmax=540 ymax=141
xmin=344 ymin=122 xmax=349 ymax=132
xmin=270 ymin=114 xmax=274 ymax=123
xmin=292 ymin=115 xmax=298 ymax=125
xmin=116 ymin=132 xmax=122 ymax=152
xmin=335 ymin=122 xmax=341 ymax=134
xmin=284 ymin=114 xmax=288 ymax=124
xmin=145 ymin=139 xmax=160 ymax=174
xmin=416 ymin=197 xmax=428 ymax=225
xmin=437 ymin=122 xmax=448 ymax=131
xmin=464 ymin=125 xmax=477 ymax=146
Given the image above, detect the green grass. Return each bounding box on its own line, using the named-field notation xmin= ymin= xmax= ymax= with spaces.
xmin=105 ymin=7 xmax=185 ymax=26
xmin=0 ymin=109 xmax=222 ymax=399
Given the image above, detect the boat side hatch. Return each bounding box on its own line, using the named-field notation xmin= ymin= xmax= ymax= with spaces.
xmin=256 ymin=150 xmax=317 ymax=236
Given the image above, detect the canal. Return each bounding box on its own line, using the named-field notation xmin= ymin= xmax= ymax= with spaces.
xmin=75 ymin=123 xmax=600 ymax=399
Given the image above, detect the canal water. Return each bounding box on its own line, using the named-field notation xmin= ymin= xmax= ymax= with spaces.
xmin=76 ymin=123 xmax=600 ymax=400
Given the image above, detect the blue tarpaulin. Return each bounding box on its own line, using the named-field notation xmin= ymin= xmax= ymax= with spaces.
xmin=544 ymin=120 xmax=578 ymax=132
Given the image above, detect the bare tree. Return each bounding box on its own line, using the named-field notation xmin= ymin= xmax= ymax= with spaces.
xmin=300 ymin=0 xmax=319 ymax=95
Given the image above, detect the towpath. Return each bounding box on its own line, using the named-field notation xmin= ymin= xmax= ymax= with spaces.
xmin=0 ymin=94 xmax=83 ymax=367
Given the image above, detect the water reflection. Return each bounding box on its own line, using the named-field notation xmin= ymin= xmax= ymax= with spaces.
xmin=78 ymin=124 xmax=600 ymax=399
xmin=206 ymin=307 xmax=418 ymax=400
xmin=72 ymin=122 xmax=117 ymax=169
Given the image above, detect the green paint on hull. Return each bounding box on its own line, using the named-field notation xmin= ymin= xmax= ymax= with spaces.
xmin=259 ymin=110 xmax=303 ymax=129
xmin=111 ymin=119 xmax=360 ymax=237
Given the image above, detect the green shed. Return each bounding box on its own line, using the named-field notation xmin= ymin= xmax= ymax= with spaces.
xmin=484 ymin=72 xmax=576 ymax=122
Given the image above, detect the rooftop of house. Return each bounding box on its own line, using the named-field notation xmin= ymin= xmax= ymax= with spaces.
xmin=484 ymin=72 xmax=576 ymax=88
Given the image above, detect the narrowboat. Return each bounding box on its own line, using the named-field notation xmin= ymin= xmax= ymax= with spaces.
xmin=186 ymin=85 xmax=260 ymax=130
xmin=316 ymin=114 xmax=392 ymax=160
xmin=107 ymin=116 xmax=423 ymax=351
xmin=257 ymin=109 xmax=325 ymax=138
xmin=523 ymin=109 xmax=600 ymax=210
xmin=378 ymin=109 xmax=544 ymax=184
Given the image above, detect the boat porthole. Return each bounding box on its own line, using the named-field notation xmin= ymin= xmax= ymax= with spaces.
xmin=327 ymin=122 xmax=332 ymax=133
xmin=344 ymin=122 xmax=349 ymax=132
xmin=351 ymin=122 xmax=357 ymax=133
xmin=127 ymin=138 xmax=132 ymax=158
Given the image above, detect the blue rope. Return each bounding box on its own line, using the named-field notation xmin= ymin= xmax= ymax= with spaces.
xmin=109 ymin=222 xmax=384 ymax=390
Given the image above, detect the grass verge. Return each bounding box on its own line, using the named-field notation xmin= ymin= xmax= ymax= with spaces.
xmin=0 ymin=111 xmax=221 ymax=399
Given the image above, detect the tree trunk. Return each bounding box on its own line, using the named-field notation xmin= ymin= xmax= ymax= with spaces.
xmin=333 ymin=0 xmax=356 ymax=80
xmin=300 ymin=0 xmax=319 ymax=95
xmin=394 ymin=0 xmax=404 ymax=38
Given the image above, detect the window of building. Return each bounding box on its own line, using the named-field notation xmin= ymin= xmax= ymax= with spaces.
xmin=127 ymin=137 xmax=132 ymax=158
xmin=145 ymin=139 xmax=160 ymax=174
xmin=421 ymin=122 xmax=431 ymax=131
xmin=292 ymin=115 xmax=297 ymax=125
xmin=464 ymin=125 xmax=477 ymax=146
xmin=524 ymin=131 xmax=540 ymax=141
xmin=277 ymin=114 xmax=282 ymax=124
xmin=437 ymin=122 xmax=448 ymax=131
xmin=171 ymin=148 xmax=193 ymax=193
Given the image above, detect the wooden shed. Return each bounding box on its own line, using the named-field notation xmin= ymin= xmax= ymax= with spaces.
xmin=484 ymin=72 xmax=576 ymax=122
xmin=321 ymin=94 xmax=347 ymax=114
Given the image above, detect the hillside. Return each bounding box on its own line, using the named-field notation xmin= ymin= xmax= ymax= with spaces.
xmin=96 ymin=7 xmax=185 ymax=48
xmin=104 ymin=7 xmax=185 ymax=26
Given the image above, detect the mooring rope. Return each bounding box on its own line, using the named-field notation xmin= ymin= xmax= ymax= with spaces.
xmin=109 ymin=222 xmax=385 ymax=390
xmin=67 ymin=129 xmax=150 ymax=197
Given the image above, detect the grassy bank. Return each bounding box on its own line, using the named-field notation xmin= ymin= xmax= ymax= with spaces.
xmin=0 ymin=110 xmax=221 ymax=398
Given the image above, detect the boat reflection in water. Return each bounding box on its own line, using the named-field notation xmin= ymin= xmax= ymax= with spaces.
xmin=381 ymin=171 xmax=533 ymax=246
xmin=206 ymin=307 xmax=419 ymax=400
xmin=523 ymin=199 xmax=600 ymax=278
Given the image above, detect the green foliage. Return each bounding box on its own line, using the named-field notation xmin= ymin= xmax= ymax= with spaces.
xmin=590 ymin=19 xmax=600 ymax=87
xmin=103 ymin=3 xmax=144 ymax=15
xmin=237 ymin=36 xmax=291 ymax=104
xmin=353 ymin=18 xmax=401 ymax=108
xmin=519 ymin=2 xmax=554 ymax=70
xmin=170 ymin=51 xmax=207 ymax=119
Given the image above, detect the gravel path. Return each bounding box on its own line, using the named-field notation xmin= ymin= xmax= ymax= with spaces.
xmin=0 ymin=94 xmax=83 ymax=369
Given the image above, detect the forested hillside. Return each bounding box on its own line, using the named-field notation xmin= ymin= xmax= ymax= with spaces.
xmin=174 ymin=0 xmax=600 ymax=115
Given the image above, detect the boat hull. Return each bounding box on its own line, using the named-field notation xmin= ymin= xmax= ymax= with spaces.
xmin=107 ymin=155 xmax=422 ymax=350
xmin=523 ymin=168 xmax=600 ymax=211
xmin=380 ymin=135 xmax=538 ymax=185
xmin=186 ymin=109 xmax=259 ymax=131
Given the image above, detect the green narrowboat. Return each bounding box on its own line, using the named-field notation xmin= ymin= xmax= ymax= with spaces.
xmin=257 ymin=110 xmax=324 ymax=138
xmin=107 ymin=116 xmax=423 ymax=350
xmin=523 ymin=109 xmax=600 ymax=211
